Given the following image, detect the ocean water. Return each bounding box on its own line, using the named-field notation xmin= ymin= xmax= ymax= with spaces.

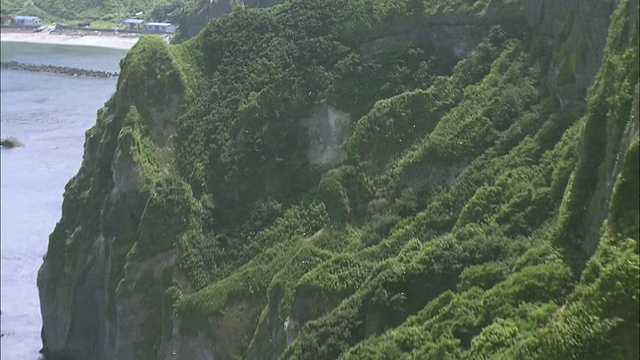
xmin=1 ymin=42 xmax=128 ymax=359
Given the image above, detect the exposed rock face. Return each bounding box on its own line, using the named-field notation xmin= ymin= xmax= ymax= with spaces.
xmin=583 ymin=78 xmax=640 ymax=256
xmin=358 ymin=0 xmax=617 ymax=102
xmin=402 ymin=161 xmax=468 ymax=193
xmin=114 ymin=251 xmax=179 ymax=359
xmin=282 ymin=286 xmax=340 ymax=346
xmin=111 ymin=148 xmax=144 ymax=198
xmin=178 ymin=0 xmax=285 ymax=40
xmin=37 ymin=1 xmax=631 ymax=360
xmin=162 ymin=329 xmax=216 ymax=360
xmin=301 ymin=104 xmax=352 ymax=169
xmin=0 ymin=137 xmax=24 ymax=148
xmin=161 ymin=299 xmax=257 ymax=360
xmin=534 ymin=0 xmax=619 ymax=104
xmin=38 ymin=145 xmax=146 ymax=359
xmin=359 ymin=16 xmax=503 ymax=61
xmin=38 ymin=136 xmax=154 ymax=360
xmin=38 ymin=37 xmax=186 ymax=360
xmin=38 ymin=234 xmax=109 ymax=360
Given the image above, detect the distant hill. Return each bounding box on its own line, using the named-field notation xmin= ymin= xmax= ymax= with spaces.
xmin=27 ymin=0 xmax=185 ymax=22
xmin=37 ymin=0 xmax=639 ymax=359
xmin=5 ymin=0 xmax=284 ymax=31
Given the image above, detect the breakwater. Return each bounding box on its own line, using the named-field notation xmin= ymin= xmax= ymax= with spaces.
xmin=1 ymin=61 xmax=118 ymax=78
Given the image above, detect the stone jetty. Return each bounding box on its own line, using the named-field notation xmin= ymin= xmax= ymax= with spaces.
xmin=1 ymin=61 xmax=118 ymax=78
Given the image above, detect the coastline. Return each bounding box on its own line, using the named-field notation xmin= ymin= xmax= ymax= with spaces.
xmin=0 ymin=28 xmax=139 ymax=50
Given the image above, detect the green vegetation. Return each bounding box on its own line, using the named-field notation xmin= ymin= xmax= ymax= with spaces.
xmin=1 ymin=0 xmax=183 ymax=24
xmin=1 ymin=0 xmax=47 ymax=18
xmin=23 ymin=0 xmax=185 ymax=23
xmin=38 ymin=0 xmax=639 ymax=359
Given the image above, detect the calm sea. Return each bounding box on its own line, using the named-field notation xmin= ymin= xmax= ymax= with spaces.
xmin=1 ymin=42 xmax=128 ymax=359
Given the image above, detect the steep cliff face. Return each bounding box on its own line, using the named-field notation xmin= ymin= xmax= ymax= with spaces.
xmin=38 ymin=0 xmax=638 ymax=359
xmin=302 ymin=104 xmax=352 ymax=169
xmin=38 ymin=36 xmax=187 ymax=360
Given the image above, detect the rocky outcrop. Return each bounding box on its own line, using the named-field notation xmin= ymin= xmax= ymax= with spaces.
xmin=1 ymin=61 xmax=118 ymax=78
xmin=534 ymin=0 xmax=619 ymax=104
xmin=282 ymin=286 xmax=341 ymax=346
xmin=402 ymin=161 xmax=468 ymax=193
xmin=358 ymin=0 xmax=617 ymax=102
xmin=162 ymin=298 xmax=258 ymax=360
xmin=114 ymin=251 xmax=179 ymax=359
xmin=37 ymin=134 xmax=150 ymax=360
xmin=0 ymin=137 xmax=24 ymax=148
xmin=37 ymin=1 xmax=634 ymax=360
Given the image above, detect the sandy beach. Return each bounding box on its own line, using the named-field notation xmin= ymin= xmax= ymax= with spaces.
xmin=0 ymin=28 xmax=140 ymax=50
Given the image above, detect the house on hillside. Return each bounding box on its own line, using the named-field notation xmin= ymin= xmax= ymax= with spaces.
xmin=123 ymin=18 xmax=145 ymax=30
xmin=12 ymin=16 xmax=42 ymax=28
xmin=145 ymin=22 xmax=176 ymax=33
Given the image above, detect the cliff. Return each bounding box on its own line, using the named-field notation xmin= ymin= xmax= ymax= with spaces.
xmin=38 ymin=0 xmax=638 ymax=359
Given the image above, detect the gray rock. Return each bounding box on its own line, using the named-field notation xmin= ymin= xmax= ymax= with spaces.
xmin=0 ymin=137 xmax=24 ymax=148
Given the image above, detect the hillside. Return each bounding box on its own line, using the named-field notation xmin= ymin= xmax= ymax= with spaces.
xmin=37 ymin=0 xmax=638 ymax=359
xmin=8 ymin=0 xmax=280 ymax=30
xmin=5 ymin=0 xmax=185 ymax=22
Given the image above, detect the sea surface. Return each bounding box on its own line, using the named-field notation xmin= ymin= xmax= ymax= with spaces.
xmin=1 ymin=42 xmax=128 ymax=359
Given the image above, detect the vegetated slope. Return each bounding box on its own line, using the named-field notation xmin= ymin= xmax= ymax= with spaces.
xmin=172 ymin=0 xmax=285 ymax=40
xmin=37 ymin=0 xmax=639 ymax=359
xmin=29 ymin=0 xmax=282 ymax=30
xmin=30 ymin=0 xmax=185 ymax=22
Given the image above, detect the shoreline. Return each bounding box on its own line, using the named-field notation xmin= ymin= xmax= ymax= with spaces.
xmin=0 ymin=29 xmax=139 ymax=50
